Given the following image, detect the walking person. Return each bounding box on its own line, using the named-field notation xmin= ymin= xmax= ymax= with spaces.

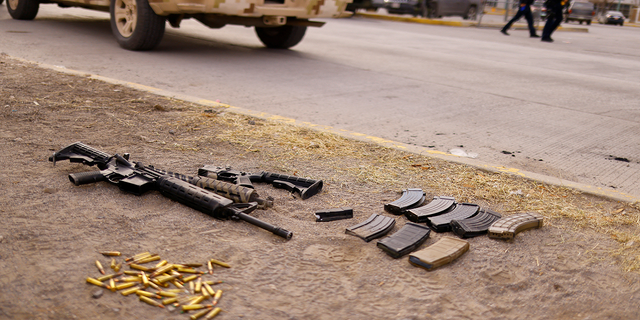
xmin=541 ymin=0 xmax=565 ymax=42
xmin=500 ymin=0 xmax=540 ymax=38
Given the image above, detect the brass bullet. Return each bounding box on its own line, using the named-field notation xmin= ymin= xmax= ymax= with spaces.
xmin=160 ymin=275 xmax=181 ymax=284
xmin=100 ymin=251 xmax=121 ymax=256
xmin=110 ymin=258 xmax=116 ymax=270
xmin=189 ymin=281 xmax=195 ymax=294
xmin=134 ymin=255 xmax=161 ymax=265
xmin=209 ymin=259 xmax=230 ymax=268
xmin=114 ymin=282 xmax=137 ymax=291
xmin=151 ymin=264 xmax=175 ymax=278
xmin=203 ymin=281 xmax=223 ymax=286
xmin=157 ymin=291 xmax=177 ymax=298
xmin=182 ymin=304 xmax=205 ymax=311
xmin=190 ymin=308 xmax=211 ymax=320
xmin=86 ymin=277 xmax=106 ymax=288
xmin=141 ymin=272 xmax=149 ymax=287
xmin=130 ymin=264 xmax=152 ymax=272
xmin=207 ymin=261 xmax=213 ymax=275
xmin=120 ymin=286 xmax=141 ymax=296
xmin=171 ymin=279 xmax=185 ymax=290
xmin=125 ymin=251 xmax=150 ymax=262
xmin=201 ymin=287 xmax=211 ymax=299
xmin=97 ymin=273 xmax=122 ymax=282
xmin=162 ymin=297 xmax=178 ymax=305
xmin=182 ymin=275 xmax=198 ymax=283
xmin=195 ymin=278 xmax=202 ymax=293
xmin=180 ymin=263 xmax=203 ymax=268
xmin=155 ymin=260 xmax=168 ymax=268
xmin=95 ymin=260 xmax=105 ymax=275
xmin=204 ymin=307 xmax=222 ymax=319
xmin=123 ymin=270 xmax=141 ymax=276
xmin=109 ymin=278 xmax=116 ymax=292
xmin=204 ymin=283 xmax=215 ymax=296
xmin=114 ymin=263 xmax=122 ymax=272
xmin=212 ymin=290 xmax=222 ymax=306
xmin=188 ymin=296 xmax=206 ymax=305
xmin=121 ymin=276 xmax=142 ymax=283
xmin=166 ymin=288 xmax=183 ymax=293
xmin=147 ymin=281 xmax=162 ymax=291
xmin=177 ymin=267 xmax=200 ymax=274
xmin=136 ymin=290 xmax=161 ymax=299
xmin=139 ymin=296 xmax=164 ymax=308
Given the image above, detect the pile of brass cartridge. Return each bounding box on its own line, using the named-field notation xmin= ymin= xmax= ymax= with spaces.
xmin=86 ymin=251 xmax=230 ymax=319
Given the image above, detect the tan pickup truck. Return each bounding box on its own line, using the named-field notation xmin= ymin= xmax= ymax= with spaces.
xmin=6 ymin=0 xmax=351 ymax=50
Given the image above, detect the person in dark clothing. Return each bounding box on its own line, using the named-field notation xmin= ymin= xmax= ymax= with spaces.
xmin=500 ymin=0 xmax=539 ymax=38
xmin=541 ymin=0 xmax=565 ymax=42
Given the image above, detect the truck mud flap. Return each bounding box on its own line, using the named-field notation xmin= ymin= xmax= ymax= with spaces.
xmin=427 ymin=203 xmax=479 ymax=233
xmin=450 ymin=208 xmax=502 ymax=238
xmin=405 ymin=196 xmax=456 ymax=223
xmin=314 ymin=207 xmax=353 ymax=222
xmin=384 ymin=188 xmax=426 ymax=215
xmin=409 ymin=237 xmax=469 ymax=271
xmin=377 ymin=222 xmax=431 ymax=258
xmin=488 ymin=212 xmax=544 ymax=240
xmin=345 ymin=214 xmax=396 ymax=242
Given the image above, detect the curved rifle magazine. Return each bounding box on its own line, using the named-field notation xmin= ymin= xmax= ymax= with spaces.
xmin=377 ymin=222 xmax=431 ymax=258
xmin=405 ymin=196 xmax=456 ymax=223
xmin=488 ymin=212 xmax=544 ymax=240
xmin=450 ymin=208 xmax=502 ymax=238
xmin=427 ymin=203 xmax=480 ymax=233
xmin=345 ymin=214 xmax=396 ymax=242
xmin=384 ymin=188 xmax=426 ymax=215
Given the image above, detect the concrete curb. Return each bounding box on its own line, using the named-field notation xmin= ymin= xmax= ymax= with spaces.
xmin=10 ymin=55 xmax=639 ymax=204
xmin=355 ymin=12 xmax=590 ymax=32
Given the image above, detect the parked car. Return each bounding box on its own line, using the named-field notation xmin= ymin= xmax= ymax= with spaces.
xmin=378 ymin=0 xmax=481 ymax=20
xmin=6 ymin=0 xmax=351 ymax=50
xmin=531 ymin=0 xmax=547 ymax=21
xmin=598 ymin=10 xmax=625 ymax=25
xmin=564 ymin=1 xmax=595 ymax=25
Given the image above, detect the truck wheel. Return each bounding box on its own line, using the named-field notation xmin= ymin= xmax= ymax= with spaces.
xmin=255 ymin=26 xmax=307 ymax=49
xmin=464 ymin=5 xmax=477 ymax=20
xmin=7 ymin=0 xmax=39 ymax=20
xmin=110 ymin=0 xmax=165 ymax=51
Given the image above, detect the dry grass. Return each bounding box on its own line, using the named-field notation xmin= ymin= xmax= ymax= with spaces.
xmin=159 ymin=107 xmax=640 ymax=272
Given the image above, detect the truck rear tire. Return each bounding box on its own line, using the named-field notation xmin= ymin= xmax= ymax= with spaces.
xmin=255 ymin=26 xmax=307 ymax=49
xmin=110 ymin=0 xmax=166 ymax=51
xmin=7 ymin=0 xmax=39 ymax=20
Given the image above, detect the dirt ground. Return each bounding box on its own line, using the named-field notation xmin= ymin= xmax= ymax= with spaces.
xmin=1 ymin=54 xmax=640 ymax=320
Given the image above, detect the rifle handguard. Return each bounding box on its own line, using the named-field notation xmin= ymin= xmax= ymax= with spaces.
xmin=69 ymin=171 xmax=107 ymax=186
xmin=156 ymin=176 xmax=234 ymax=217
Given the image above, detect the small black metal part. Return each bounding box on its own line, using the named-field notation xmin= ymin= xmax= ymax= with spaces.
xmin=315 ymin=207 xmax=354 ymax=222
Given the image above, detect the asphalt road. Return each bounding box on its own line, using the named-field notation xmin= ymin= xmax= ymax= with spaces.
xmin=1 ymin=5 xmax=639 ymax=198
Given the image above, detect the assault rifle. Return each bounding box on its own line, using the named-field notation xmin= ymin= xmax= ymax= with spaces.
xmin=49 ymin=142 xmax=292 ymax=239
xmin=198 ymin=165 xmax=323 ymax=200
